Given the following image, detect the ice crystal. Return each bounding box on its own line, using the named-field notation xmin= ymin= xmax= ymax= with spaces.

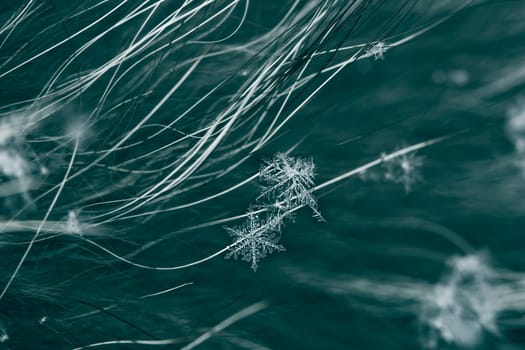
xmin=224 ymin=212 xmax=285 ymax=271
xmin=383 ymin=151 xmax=424 ymax=193
xmin=259 ymin=153 xmax=321 ymax=219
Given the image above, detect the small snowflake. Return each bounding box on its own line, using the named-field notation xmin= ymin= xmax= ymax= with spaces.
xmin=224 ymin=212 xmax=285 ymax=271
xmin=66 ymin=210 xmax=82 ymax=234
xmin=0 ymin=323 xmax=7 ymax=343
xmin=382 ymin=151 xmax=424 ymax=193
xmin=0 ymin=149 xmax=28 ymax=179
xmin=366 ymin=41 xmax=388 ymax=60
xmin=259 ymin=153 xmax=321 ymax=219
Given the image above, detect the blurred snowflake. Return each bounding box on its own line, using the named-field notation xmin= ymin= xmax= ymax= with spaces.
xmin=506 ymin=98 xmax=525 ymax=175
xmin=366 ymin=41 xmax=388 ymax=60
xmin=224 ymin=212 xmax=285 ymax=271
xmin=66 ymin=210 xmax=82 ymax=234
xmin=382 ymin=151 xmax=424 ymax=193
xmin=419 ymin=255 xmax=501 ymax=349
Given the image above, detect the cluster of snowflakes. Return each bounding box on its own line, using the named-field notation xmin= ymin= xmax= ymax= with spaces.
xmin=224 ymin=153 xmax=320 ymax=271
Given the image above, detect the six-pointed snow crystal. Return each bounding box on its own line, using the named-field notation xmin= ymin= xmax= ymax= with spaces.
xmin=259 ymin=153 xmax=322 ymax=219
xmin=224 ymin=212 xmax=285 ymax=271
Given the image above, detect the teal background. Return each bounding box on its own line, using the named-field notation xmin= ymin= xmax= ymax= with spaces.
xmin=1 ymin=1 xmax=525 ymax=349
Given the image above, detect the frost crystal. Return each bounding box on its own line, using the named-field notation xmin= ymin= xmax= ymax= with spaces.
xmin=383 ymin=151 xmax=424 ymax=193
xmin=259 ymin=153 xmax=321 ymax=219
xmin=224 ymin=212 xmax=285 ymax=271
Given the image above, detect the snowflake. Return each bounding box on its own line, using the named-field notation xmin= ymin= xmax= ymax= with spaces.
xmin=259 ymin=153 xmax=322 ymax=219
xmin=382 ymin=151 xmax=424 ymax=193
xmin=506 ymin=99 xmax=525 ymax=153
xmin=506 ymin=99 xmax=525 ymax=175
xmin=419 ymin=255 xmax=500 ymax=349
xmin=0 ymin=149 xmax=28 ymax=179
xmin=0 ymin=325 xmax=7 ymax=343
xmin=66 ymin=210 xmax=82 ymax=234
xmin=224 ymin=212 xmax=285 ymax=271
xmin=366 ymin=41 xmax=388 ymax=60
